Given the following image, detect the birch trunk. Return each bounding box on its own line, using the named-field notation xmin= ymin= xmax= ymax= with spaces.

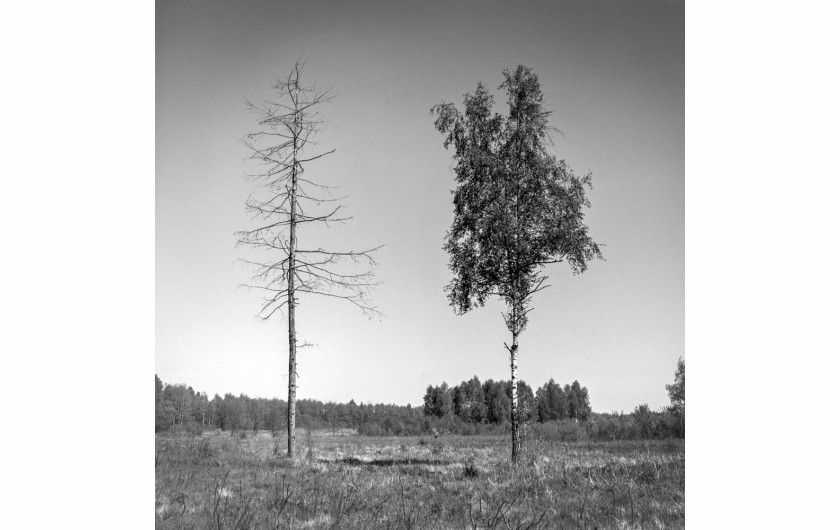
xmin=510 ymin=332 xmax=521 ymax=464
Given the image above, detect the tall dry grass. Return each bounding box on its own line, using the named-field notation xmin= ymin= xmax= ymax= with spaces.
xmin=155 ymin=430 xmax=684 ymax=529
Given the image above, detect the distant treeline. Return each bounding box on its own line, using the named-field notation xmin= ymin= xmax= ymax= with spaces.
xmin=155 ymin=374 xmax=684 ymax=440
xmin=422 ymin=377 xmax=592 ymax=424
xmin=421 ymin=377 xmax=682 ymax=440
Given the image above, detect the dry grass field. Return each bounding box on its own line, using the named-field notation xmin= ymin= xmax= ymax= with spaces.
xmin=155 ymin=430 xmax=684 ymax=529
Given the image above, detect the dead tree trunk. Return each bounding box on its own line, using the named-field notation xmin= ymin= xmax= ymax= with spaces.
xmin=286 ymin=149 xmax=298 ymax=457
xmin=238 ymin=61 xmax=382 ymax=459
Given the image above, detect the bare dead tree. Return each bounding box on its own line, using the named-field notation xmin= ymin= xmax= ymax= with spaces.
xmin=237 ymin=61 xmax=382 ymax=457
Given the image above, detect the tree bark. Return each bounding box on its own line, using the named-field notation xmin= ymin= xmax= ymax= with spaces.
xmin=287 ymin=157 xmax=298 ymax=458
xmin=510 ymin=331 xmax=521 ymax=464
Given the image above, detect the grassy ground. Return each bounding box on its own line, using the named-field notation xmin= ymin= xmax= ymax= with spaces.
xmin=155 ymin=429 xmax=684 ymax=529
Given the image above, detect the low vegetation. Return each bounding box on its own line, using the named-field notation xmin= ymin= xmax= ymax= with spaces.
xmin=156 ymin=430 xmax=684 ymax=529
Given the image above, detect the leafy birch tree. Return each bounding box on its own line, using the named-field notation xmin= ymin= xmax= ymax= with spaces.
xmin=666 ymin=357 xmax=685 ymax=437
xmin=237 ymin=62 xmax=381 ymax=457
xmin=432 ymin=65 xmax=602 ymax=463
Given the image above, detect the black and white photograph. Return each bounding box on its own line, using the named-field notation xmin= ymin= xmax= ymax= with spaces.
xmin=155 ymin=0 xmax=685 ymax=527
xmin=11 ymin=1 xmax=840 ymax=528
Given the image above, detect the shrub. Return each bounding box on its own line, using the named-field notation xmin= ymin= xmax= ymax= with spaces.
xmin=463 ymin=456 xmax=479 ymax=478
xmin=304 ymin=429 xmax=315 ymax=462
xmin=531 ymin=420 xmax=588 ymax=442
xmin=358 ymin=422 xmax=386 ymax=436
xmin=193 ymin=438 xmax=216 ymax=459
xmin=169 ymin=421 xmax=204 ymax=436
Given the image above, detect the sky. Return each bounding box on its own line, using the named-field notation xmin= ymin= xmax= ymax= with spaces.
xmin=156 ymin=0 xmax=684 ymax=413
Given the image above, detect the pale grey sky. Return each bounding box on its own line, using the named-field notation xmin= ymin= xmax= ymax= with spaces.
xmin=156 ymin=0 xmax=684 ymax=412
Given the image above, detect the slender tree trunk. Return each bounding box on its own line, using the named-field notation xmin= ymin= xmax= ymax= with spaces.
xmin=287 ymin=160 xmax=298 ymax=458
xmin=510 ymin=330 xmax=521 ymax=464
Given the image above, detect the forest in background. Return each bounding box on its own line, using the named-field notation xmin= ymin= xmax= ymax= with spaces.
xmin=155 ymin=360 xmax=684 ymax=441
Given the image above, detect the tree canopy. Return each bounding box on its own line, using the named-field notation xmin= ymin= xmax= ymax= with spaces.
xmin=433 ymin=65 xmax=602 ymax=333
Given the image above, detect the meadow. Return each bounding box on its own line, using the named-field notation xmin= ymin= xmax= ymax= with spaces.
xmin=155 ymin=430 xmax=684 ymax=529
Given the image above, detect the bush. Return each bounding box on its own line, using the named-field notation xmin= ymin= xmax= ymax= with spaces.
xmin=463 ymin=456 xmax=479 ymax=478
xmin=531 ymin=420 xmax=588 ymax=442
xmin=193 ymin=438 xmax=216 ymax=459
xmin=581 ymin=410 xmax=683 ymax=441
xmin=358 ymin=422 xmax=386 ymax=436
xmin=169 ymin=421 xmax=204 ymax=436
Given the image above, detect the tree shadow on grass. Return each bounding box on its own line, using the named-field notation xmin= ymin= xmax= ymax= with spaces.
xmin=321 ymin=457 xmax=451 ymax=467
